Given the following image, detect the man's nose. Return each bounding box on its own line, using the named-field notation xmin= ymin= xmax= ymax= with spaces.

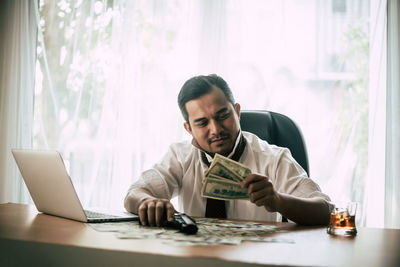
xmin=208 ymin=119 xmax=222 ymax=135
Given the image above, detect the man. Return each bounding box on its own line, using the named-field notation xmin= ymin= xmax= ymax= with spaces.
xmin=124 ymin=74 xmax=332 ymax=227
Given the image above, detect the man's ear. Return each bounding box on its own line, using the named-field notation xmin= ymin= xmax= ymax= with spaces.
xmin=184 ymin=122 xmax=193 ymax=135
xmin=234 ymin=103 xmax=241 ymax=119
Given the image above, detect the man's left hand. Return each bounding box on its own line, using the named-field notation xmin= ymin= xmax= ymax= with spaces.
xmin=241 ymin=174 xmax=281 ymax=212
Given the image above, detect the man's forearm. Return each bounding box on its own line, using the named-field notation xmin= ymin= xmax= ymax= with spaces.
xmin=124 ymin=188 xmax=156 ymax=214
xmin=276 ymin=193 xmax=331 ymax=225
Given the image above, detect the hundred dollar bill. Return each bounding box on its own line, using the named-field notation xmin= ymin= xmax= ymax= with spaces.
xmin=205 ymin=161 xmax=242 ymax=183
xmin=214 ymin=153 xmax=251 ymax=180
xmin=202 ymin=173 xmax=233 ymax=184
xmin=201 ymin=177 xmax=249 ymax=200
xmin=205 ymin=153 xmax=251 ymax=182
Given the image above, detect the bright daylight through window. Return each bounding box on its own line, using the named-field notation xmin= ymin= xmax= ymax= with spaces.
xmin=34 ymin=0 xmax=370 ymax=223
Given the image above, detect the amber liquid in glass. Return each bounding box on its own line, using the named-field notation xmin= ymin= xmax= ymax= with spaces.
xmin=327 ymin=212 xmax=357 ymax=236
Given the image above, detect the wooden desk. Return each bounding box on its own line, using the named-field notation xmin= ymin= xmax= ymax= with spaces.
xmin=0 ymin=203 xmax=399 ymax=267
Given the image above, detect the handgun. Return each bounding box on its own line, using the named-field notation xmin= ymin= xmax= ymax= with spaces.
xmin=163 ymin=212 xmax=198 ymax=235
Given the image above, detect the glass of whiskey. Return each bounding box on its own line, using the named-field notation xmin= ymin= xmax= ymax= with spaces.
xmin=327 ymin=202 xmax=357 ymax=236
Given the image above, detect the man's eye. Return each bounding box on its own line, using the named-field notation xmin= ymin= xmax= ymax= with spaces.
xmin=219 ymin=112 xmax=230 ymax=120
xmin=196 ymin=121 xmax=208 ymax=127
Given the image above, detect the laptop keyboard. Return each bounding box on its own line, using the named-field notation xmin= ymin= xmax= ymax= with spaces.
xmin=84 ymin=210 xmax=120 ymax=219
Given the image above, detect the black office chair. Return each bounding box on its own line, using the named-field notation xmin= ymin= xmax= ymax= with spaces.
xmin=240 ymin=110 xmax=310 ymax=176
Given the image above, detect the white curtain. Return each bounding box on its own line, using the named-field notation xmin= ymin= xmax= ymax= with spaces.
xmin=363 ymin=0 xmax=387 ymax=227
xmin=33 ymin=0 xmax=201 ymax=209
xmin=33 ymin=0 xmax=375 ymax=213
xmin=363 ymin=0 xmax=400 ymax=229
xmin=0 ymin=0 xmax=37 ymax=204
xmin=385 ymin=0 xmax=400 ymax=228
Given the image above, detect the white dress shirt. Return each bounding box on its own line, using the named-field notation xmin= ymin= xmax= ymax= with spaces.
xmin=126 ymin=131 xmax=332 ymax=222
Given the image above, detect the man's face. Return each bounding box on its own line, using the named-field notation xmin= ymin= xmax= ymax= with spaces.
xmin=184 ymin=86 xmax=241 ymax=156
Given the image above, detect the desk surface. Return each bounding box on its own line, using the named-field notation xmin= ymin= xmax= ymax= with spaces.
xmin=0 ymin=203 xmax=399 ymax=267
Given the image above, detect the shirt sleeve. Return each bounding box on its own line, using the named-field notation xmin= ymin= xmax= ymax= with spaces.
xmin=273 ymin=148 xmax=331 ymax=202
xmin=125 ymin=145 xmax=184 ymax=212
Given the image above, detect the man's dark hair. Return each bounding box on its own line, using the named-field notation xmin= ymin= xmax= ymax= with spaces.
xmin=178 ymin=74 xmax=235 ymax=123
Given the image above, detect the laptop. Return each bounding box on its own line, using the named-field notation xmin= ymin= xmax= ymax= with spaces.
xmin=12 ymin=149 xmax=138 ymax=223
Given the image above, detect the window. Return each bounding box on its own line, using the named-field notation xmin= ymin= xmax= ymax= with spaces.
xmin=35 ymin=0 xmax=370 ymax=217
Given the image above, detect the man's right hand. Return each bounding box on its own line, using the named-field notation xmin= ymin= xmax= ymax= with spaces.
xmin=138 ymin=198 xmax=175 ymax=227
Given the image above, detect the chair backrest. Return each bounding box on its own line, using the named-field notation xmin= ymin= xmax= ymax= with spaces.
xmin=239 ymin=110 xmax=310 ymax=176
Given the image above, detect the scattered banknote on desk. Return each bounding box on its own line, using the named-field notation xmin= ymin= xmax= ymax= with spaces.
xmin=88 ymin=217 xmax=293 ymax=246
xmin=201 ymin=153 xmax=251 ymax=200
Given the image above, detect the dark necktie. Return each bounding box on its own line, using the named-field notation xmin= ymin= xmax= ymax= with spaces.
xmin=202 ymin=135 xmax=247 ymax=218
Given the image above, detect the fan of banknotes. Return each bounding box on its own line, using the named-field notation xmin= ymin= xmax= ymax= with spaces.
xmin=201 ymin=153 xmax=252 ymax=200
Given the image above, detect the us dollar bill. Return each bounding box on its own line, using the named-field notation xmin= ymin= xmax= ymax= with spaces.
xmin=202 ymin=153 xmax=252 ymax=200
xmin=214 ymin=153 xmax=251 ymax=180
xmin=205 ymin=161 xmax=242 ymax=183
xmin=202 ymin=173 xmax=228 ymax=184
xmin=201 ymin=177 xmax=249 ymax=200
xmin=205 ymin=153 xmax=251 ymax=182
